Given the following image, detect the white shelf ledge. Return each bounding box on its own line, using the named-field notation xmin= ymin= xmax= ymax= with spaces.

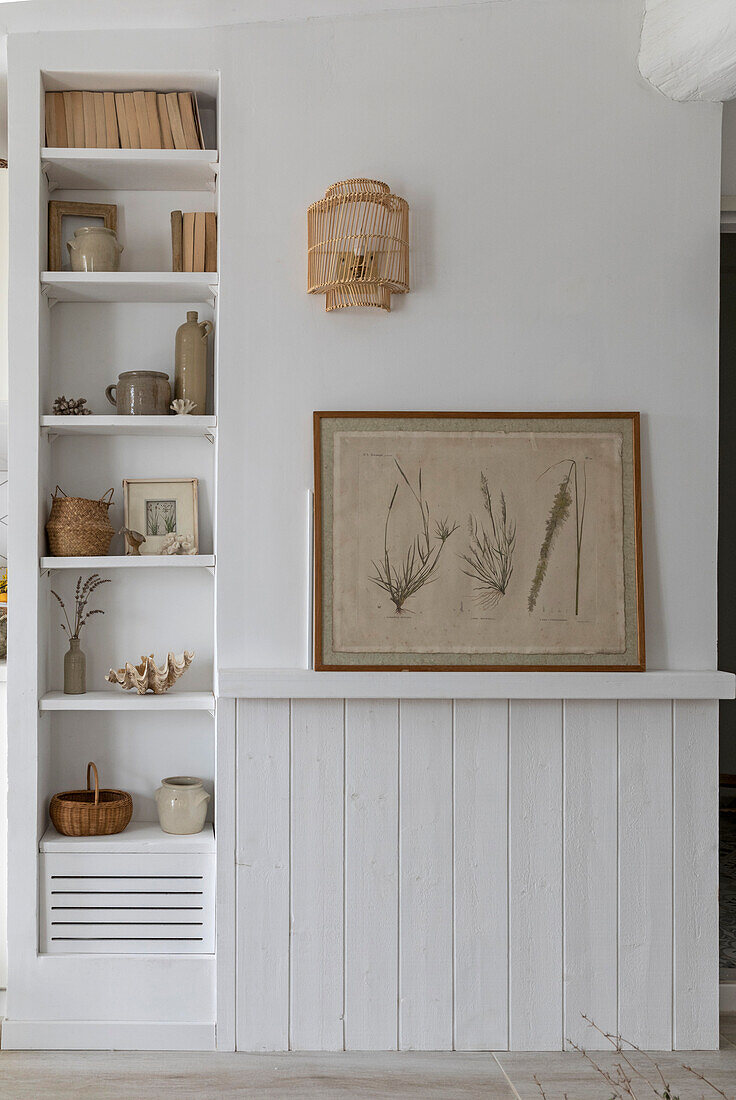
xmin=41 ymin=415 xmax=216 ymax=439
xmin=40 ymin=690 xmax=215 ymax=712
xmin=218 ymin=668 xmax=736 ymax=701
xmin=40 ymin=822 xmax=215 ymax=854
xmin=41 ymin=555 xmax=215 ymax=572
xmin=41 ymin=272 xmax=218 ymax=305
xmin=42 ymin=148 xmax=218 ymax=191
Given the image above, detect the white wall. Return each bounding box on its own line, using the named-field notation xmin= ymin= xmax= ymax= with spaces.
xmin=212 ymin=0 xmax=722 ymax=673
xmin=2 ymin=0 xmax=725 ymax=1050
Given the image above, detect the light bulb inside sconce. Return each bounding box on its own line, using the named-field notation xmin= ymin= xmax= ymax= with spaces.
xmin=307 ymin=179 xmax=410 ymax=312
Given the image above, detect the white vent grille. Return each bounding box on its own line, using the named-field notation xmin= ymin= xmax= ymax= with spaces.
xmin=40 ymin=852 xmax=215 ymax=954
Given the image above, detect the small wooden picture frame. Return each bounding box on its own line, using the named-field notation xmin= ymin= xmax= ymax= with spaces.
xmin=48 ymin=200 xmax=117 ymax=271
xmin=122 ymin=478 xmax=199 ymax=556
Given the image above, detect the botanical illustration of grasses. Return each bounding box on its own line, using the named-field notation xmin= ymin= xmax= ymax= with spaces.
xmin=459 ymin=472 xmax=516 ymax=609
xmin=528 ymin=458 xmax=587 ymax=615
xmin=370 ymin=458 xmax=459 ymax=614
xmin=146 ymin=499 xmax=177 ymax=536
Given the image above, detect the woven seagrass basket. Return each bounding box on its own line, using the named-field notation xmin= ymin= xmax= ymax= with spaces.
xmin=49 ymin=762 xmax=132 ymax=836
xmin=46 ymin=485 xmax=115 ymax=557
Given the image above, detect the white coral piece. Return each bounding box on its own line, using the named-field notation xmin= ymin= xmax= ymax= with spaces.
xmin=170 ymin=398 xmax=197 ymax=415
xmin=106 ymin=651 xmax=195 ymax=695
xmin=160 ymin=533 xmax=196 ymax=555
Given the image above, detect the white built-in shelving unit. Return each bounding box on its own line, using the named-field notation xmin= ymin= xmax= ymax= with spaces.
xmin=7 ymin=63 xmax=228 ymax=1050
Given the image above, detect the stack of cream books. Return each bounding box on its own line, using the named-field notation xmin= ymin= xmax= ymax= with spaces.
xmin=45 ymin=90 xmax=205 ymax=149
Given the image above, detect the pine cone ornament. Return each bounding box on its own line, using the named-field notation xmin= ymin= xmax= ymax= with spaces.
xmin=52 ymin=395 xmax=92 ymax=416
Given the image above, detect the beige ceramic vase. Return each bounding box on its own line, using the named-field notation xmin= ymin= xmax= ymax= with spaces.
xmin=155 ymin=776 xmax=210 ymax=835
xmin=174 ymin=311 xmax=212 ymax=415
xmin=67 ymin=226 xmax=123 ymax=272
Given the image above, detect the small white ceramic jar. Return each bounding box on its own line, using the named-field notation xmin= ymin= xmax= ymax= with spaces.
xmin=67 ymin=226 xmax=123 ymax=272
xmin=155 ymin=776 xmax=210 ymax=835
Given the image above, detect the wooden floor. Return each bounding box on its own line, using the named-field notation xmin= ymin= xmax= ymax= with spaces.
xmin=0 ymin=1029 xmax=735 ymax=1099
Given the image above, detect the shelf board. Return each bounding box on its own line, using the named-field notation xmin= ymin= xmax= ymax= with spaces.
xmin=42 ymin=148 xmax=218 ymax=191
xmin=41 ymin=555 xmax=215 ymax=572
xmin=218 ymin=668 xmax=736 ymax=701
xmin=41 ymin=272 xmax=218 ymax=304
xmin=41 ymin=415 xmax=216 ymax=439
xmin=40 ymin=822 xmax=215 ymax=854
xmin=40 ymin=691 xmax=215 ymax=712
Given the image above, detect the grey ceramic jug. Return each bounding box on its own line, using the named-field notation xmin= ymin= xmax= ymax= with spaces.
xmin=105 ymin=371 xmax=172 ymax=415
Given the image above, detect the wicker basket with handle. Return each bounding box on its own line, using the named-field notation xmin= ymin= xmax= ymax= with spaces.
xmin=49 ymin=762 xmax=132 ymax=836
xmin=45 ymin=486 xmax=115 ymax=557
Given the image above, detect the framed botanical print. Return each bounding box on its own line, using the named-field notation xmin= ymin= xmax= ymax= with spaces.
xmin=314 ymin=412 xmax=644 ymax=671
xmin=123 ymin=478 xmax=199 ymax=556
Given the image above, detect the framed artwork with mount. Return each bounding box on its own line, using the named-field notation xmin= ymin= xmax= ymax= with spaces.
xmin=314 ymin=411 xmax=644 ymax=671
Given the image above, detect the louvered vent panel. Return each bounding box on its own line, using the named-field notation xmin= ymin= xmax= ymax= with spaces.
xmin=40 ymin=852 xmax=215 ymax=954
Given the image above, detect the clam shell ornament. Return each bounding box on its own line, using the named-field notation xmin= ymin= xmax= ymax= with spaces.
xmin=106 ymin=651 xmax=194 ymax=695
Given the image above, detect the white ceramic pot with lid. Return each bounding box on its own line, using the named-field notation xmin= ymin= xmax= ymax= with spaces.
xmin=155 ymin=776 xmax=210 ymax=834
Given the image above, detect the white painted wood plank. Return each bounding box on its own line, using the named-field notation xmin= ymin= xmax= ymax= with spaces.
xmin=290 ymin=699 xmax=345 ymax=1051
xmin=41 ymin=555 xmax=216 ymax=569
xmin=0 ymin=1020 xmax=216 ymax=1051
xmin=453 ymin=699 xmax=508 ymax=1051
xmin=218 ymin=669 xmax=736 ymax=700
xmin=40 ymin=691 xmax=215 ymax=711
xmin=618 ymin=700 xmax=673 ymax=1049
xmin=236 ymin=699 xmax=290 ymax=1052
xmin=216 ymin=698 xmax=236 ymax=1051
xmin=41 ymin=147 xmax=218 ymax=191
xmin=508 ymin=700 xmax=563 ymax=1051
xmin=41 ymin=271 xmax=218 ymax=304
xmin=40 ymin=416 xmax=217 ymax=440
xmin=673 ymin=700 xmax=719 ymax=1049
xmin=40 ymin=822 xmax=215 ymax=853
xmin=399 ymin=699 xmax=453 ymax=1051
xmin=563 ymin=700 xmax=618 ymax=1049
xmin=344 ymin=699 xmax=399 ymax=1051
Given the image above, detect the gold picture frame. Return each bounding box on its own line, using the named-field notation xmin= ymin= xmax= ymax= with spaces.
xmin=48 ymin=200 xmax=117 ymax=272
xmin=314 ymin=411 xmax=644 ymax=671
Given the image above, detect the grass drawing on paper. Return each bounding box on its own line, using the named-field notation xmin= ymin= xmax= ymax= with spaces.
xmin=459 ymin=472 xmax=516 ymax=609
xmin=370 ymin=458 xmax=459 ymax=614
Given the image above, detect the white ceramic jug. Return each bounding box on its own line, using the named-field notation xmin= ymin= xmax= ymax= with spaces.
xmin=155 ymin=776 xmax=210 ymax=834
xmin=67 ymin=226 xmax=123 ymax=272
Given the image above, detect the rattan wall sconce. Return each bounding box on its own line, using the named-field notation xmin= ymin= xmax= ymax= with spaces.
xmin=307 ymin=179 xmax=409 ymax=312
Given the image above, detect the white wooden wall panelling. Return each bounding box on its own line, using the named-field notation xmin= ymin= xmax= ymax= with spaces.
xmin=673 ymin=700 xmax=719 ymax=1049
xmin=453 ymin=699 xmax=508 ymax=1051
xmin=618 ymin=700 xmax=673 ymax=1049
xmin=236 ymin=699 xmax=291 ymax=1051
xmin=399 ymin=699 xmax=454 ymax=1050
xmin=563 ymin=700 xmax=618 ymax=1049
xmin=233 ymin=693 xmax=719 ymax=1052
xmin=344 ymin=699 xmax=399 ymax=1050
xmin=290 ymin=699 xmax=345 ymax=1050
xmin=508 ymin=700 xmax=563 ymax=1051
xmin=216 ymin=698 xmax=236 ymax=1050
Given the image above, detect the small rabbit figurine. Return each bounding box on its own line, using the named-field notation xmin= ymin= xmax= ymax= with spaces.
xmin=155 ymin=776 xmax=210 ymax=834
xmin=67 ymin=226 xmax=123 ymax=272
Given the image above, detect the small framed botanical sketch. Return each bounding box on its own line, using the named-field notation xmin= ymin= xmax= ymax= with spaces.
xmin=314 ymin=412 xmax=644 ymax=671
xmin=123 ymin=478 xmax=199 ymax=556
xmin=48 ymin=200 xmax=117 ymax=271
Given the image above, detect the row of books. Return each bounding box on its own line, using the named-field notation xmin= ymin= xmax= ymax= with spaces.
xmin=171 ymin=211 xmax=217 ymax=273
xmin=45 ymin=90 xmax=205 ymax=150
